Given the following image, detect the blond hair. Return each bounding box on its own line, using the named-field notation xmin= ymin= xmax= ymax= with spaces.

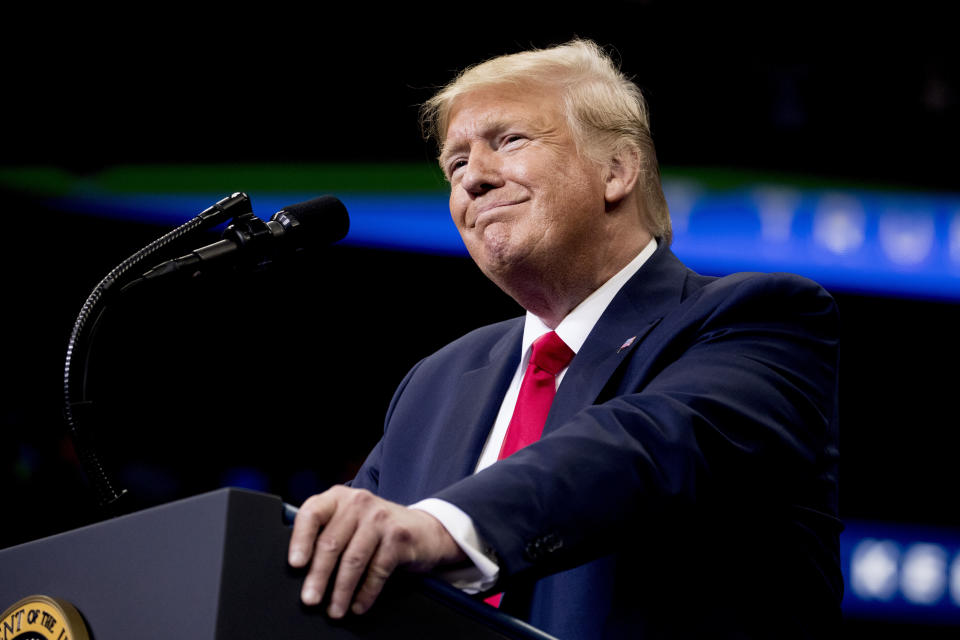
xmin=421 ymin=39 xmax=671 ymax=242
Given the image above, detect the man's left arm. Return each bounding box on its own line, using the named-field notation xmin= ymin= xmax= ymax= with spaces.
xmin=433 ymin=272 xmax=841 ymax=585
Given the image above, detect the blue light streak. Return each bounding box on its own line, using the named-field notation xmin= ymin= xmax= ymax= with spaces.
xmin=49 ymin=179 xmax=960 ymax=301
xmin=842 ymin=520 xmax=960 ymax=623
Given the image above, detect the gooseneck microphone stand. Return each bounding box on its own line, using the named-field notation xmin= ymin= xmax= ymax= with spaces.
xmin=62 ymin=192 xmax=252 ymax=513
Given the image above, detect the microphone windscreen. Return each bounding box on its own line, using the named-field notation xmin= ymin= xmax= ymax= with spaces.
xmin=273 ymin=195 xmax=350 ymax=247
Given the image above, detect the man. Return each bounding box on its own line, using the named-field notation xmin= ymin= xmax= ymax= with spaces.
xmin=289 ymin=40 xmax=842 ymax=638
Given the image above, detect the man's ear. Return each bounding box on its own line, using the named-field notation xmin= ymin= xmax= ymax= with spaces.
xmin=603 ymin=147 xmax=641 ymax=210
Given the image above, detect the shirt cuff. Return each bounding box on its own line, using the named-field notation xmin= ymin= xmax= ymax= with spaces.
xmin=409 ymin=498 xmax=500 ymax=593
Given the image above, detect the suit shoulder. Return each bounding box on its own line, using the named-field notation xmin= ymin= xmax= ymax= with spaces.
xmin=694 ymin=271 xmax=836 ymax=313
xmin=655 ymin=270 xmax=840 ymax=346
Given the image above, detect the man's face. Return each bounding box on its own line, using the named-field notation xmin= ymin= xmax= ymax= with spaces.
xmin=442 ymin=84 xmax=608 ymax=291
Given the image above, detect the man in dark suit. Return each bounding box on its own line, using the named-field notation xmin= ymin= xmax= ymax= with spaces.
xmin=289 ymin=40 xmax=841 ymax=638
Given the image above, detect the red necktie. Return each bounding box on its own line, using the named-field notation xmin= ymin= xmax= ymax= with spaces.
xmin=486 ymin=330 xmax=574 ymax=607
xmin=499 ymin=330 xmax=575 ymax=459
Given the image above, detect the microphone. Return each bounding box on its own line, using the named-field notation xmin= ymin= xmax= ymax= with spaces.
xmin=133 ymin=196 xmax=349 ymax=284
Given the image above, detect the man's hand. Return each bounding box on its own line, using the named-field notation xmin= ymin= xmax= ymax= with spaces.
xmin=288 ymin=485 xmax=467 ymax=618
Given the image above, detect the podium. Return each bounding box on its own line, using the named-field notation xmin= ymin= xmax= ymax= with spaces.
xmin=0 ymin=488 xmax=556 ymax=639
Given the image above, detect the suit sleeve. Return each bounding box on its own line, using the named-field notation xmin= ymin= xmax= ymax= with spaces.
xmin=431 ymin=273 xmax=840 ymax=586
xmin=348 ymin=358 xmax=427 ymax=493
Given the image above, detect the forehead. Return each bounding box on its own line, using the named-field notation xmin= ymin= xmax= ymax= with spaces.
xmin=441 ymin=84 xmax=566 ymax=151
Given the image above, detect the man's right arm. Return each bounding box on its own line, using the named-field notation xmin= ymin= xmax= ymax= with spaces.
xmin=288 ymin=486 xmax=467 ymax=618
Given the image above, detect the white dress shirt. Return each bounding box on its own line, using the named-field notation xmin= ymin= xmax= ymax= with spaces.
xmin=411 ymin=238 xmax=658 ymax=592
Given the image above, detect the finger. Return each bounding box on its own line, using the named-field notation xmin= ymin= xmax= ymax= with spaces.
xmin=350 ymin=547 xmax=400 ymax=615
xmin=327 ymin=513 xmax=384 ymax=618
xmin=301 ymin=505 xmax=360 ymax=607
xmin=288 ymin=491 xmax=337 ymax=568
xmin=350 ymin=512 xmax=426 ymax=615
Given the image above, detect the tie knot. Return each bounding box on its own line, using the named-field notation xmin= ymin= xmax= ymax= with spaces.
xmin=530 ymin=331 xmax=575 ymax=375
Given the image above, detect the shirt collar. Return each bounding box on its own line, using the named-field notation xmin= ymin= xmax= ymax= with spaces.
xmin=521 ymin=237 xmax=658 ymax=358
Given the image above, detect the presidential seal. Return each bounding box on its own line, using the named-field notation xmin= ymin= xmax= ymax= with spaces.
xmin=1 ymin=595 xmax=89 ymax=640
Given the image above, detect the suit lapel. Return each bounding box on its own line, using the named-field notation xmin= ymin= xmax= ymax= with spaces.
xmin=424 ymin=321 xmax=523 ymax=492
xmin=544 ymin=245 xmax=691 ymax=432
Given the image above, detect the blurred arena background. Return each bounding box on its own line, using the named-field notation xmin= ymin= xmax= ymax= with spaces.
xmin=2 ymin=5 xmax=957 ymax=636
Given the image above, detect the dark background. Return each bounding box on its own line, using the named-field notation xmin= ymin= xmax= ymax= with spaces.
xmin=2 ymin=4 xmax=958 ymax=636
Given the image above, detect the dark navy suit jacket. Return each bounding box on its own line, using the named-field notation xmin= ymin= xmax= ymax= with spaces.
xmin=352 ymin=242 xmax=843 ymax=638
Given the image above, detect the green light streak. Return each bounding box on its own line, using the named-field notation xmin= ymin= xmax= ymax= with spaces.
xmin=0 ymin=163 xmax=949 ymax=198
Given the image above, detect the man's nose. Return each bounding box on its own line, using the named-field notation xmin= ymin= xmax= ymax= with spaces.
xmin=460 ymin=147 xmax=504 ymax=195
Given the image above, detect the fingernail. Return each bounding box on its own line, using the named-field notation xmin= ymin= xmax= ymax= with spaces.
xmin=302 ymin=587 xmax=320 ymax=605
xmin=328 ymin=603 xmax=345 ymax=619
xmin=289 ymin=550 xmax=306 ymax=566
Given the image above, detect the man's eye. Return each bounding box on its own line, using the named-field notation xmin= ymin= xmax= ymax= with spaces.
xmin=445 ymin=159 xmax=466 ymax=179
xmin=503 ymin=135 xmax=525 ymax=145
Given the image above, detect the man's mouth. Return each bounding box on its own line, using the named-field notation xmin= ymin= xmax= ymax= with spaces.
xmin=471 ymin=199 xmax=527 ymax=227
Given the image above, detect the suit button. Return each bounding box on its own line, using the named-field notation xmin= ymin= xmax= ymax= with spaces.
xmin=524 ymin=532 xmax=563 ymax=562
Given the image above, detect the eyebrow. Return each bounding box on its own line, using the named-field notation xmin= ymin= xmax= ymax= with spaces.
xmin=438 ymin=142 xmax=466 ymax=171
xmin=438 ymin=117 xmax=510 ymax=171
